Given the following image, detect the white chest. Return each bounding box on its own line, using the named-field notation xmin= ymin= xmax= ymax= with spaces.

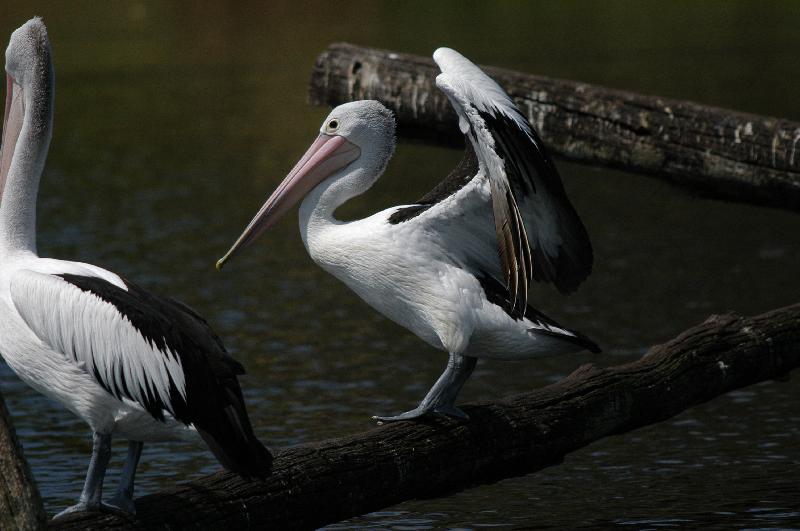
xmin=304 ymin=218 xmax=479 ymax=353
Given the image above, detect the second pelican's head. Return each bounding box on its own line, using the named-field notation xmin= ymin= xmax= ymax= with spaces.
xmin=217 ymin=100 xmax=395 ymax=269
xmin=2 ymin=18 xmax=53 ymax=203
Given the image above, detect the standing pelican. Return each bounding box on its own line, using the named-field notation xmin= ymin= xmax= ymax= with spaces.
xmin=0 ymin=18 xmax=271 ymax=517
xmin=218 ymin=47 xmax=599 ymax=422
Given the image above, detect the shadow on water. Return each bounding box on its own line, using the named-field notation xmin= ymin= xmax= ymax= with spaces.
xmin=0 ymin=1 xmax=798 ymax=528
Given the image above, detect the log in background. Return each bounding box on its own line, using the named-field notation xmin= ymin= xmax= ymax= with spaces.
xmin=52 ymin=303 xmax=800 ymax=530
xmin=309 ymin=43 xmax=800 ymax=212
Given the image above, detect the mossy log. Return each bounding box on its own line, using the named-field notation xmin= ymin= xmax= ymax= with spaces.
xmin=50 ymin=303 xmax=800 ymax=530
xmin=308 ymin=43 xmax=800 ymax=212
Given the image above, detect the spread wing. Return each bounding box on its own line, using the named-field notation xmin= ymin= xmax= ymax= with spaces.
xmin=389 ymin=47 xmax=593 ymax=316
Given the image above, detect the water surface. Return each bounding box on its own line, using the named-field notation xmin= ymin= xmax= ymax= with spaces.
xmin=0 ymin=2 xmax=798 ymax=528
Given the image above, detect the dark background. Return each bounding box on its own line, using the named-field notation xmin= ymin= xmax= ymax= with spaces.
xmin=1 ymin=1 xmax=798 ymax=528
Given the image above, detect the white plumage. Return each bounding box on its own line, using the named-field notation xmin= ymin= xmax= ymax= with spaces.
xmin=0 ymin=18 xmax=270 ymax=518
xmin=11 ymin=268 xmax=186 ymax=417
xmin=434 ymin=47 xmax=532 ymax=133
xmin=1 ymin=259 xmax=192 ymax=441
xmin=300 ymin=197 xmax=577 ymax=360
xmin=220 ymin=47 xmax=599 ymax=421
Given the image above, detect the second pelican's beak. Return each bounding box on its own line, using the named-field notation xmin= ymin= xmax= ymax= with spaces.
xmin=216 ymin=133 xmax=360 ymax=270
xmin=1 ymin=73 xmax=24 ymax=199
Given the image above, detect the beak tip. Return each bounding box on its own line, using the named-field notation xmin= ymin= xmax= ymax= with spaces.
xmin=215 ymin=258 xmax=225 ymax=271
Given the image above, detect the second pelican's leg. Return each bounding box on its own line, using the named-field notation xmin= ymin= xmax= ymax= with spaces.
xmin=373 ymin=353 xmax=477 ymax=423
xmin=52 ymin=431 xmax=113 ymax=520
xmin=107 ymin=441 xmax=143 ymax=514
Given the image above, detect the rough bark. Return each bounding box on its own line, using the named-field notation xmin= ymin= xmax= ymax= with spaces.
xmin=0 ymin=387 xmax=47 ymax=531
xmin=51 ymin=303 xmax=800 ymax=530
xmin=308 ymin=43 xmax=800 ymax=212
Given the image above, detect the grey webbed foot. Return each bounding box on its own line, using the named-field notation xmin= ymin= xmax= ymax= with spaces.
xmin=107 ymin=441 xmax=143 ymax=516
xmin=52 ymin=501 xmax=97 ymax=520
xmin=372 ymin=403 xmax=469 ymax=424
xmin=373 ymin=353 xmax=476 ymax=424
xmin=52 ymin=501 xmax=131 ymax=521
xmin=106 ymin=494 xmax=137 ymax=515
xmin=53 ymin=432 xmax=115 ymax=521
xmin=372 ymin=405 xmax=431 ymax=424
xmin=433 ymin=404 xmax=469 ymax=419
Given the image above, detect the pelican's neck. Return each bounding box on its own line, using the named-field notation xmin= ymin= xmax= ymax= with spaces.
xmin=298 ymin=160 xmax=379 ymax=252
xmin=0 ymin=83 xmax=53 ymax=258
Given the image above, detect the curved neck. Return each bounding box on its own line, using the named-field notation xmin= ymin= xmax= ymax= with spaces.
xmin=298 ymin=160 xmax=379 ymax=250
xmin=0 ymin=81 xmax=52 ymax=257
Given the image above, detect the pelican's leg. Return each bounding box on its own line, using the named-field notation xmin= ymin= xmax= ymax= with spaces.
xmin=107 ymin=441 xmax=143 ymax=514
xmin=52 ymin=432 xmax=113 ymax=520
xmin=373 ymin=353 xmax=477 ymax=423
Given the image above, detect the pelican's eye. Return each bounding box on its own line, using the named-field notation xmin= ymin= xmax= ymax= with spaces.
xmin=325 ymin=119 xmax=339 ymax=133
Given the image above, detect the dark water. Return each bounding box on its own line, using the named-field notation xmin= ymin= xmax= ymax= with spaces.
xmin=1 ymin=1 xmax=799 ymax=528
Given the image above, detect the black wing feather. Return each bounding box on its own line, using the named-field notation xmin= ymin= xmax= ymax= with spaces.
xmin=479 ymin=109 xmax=593 ymax=293
xmin=477 ymin=274 xmax=600 ymax=353
xmin=57 ymin=273 xmax=272 ymax=477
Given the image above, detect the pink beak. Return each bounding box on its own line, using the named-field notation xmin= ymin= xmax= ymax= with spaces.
xmin=1 ymin=73 xmax=24 ymax=201
xmin=216 ymin=133 xmax=360 ymax=269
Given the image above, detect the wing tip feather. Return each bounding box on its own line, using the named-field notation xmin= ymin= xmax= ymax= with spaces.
xmin=434 ymin=46 xmax=595 ymax=299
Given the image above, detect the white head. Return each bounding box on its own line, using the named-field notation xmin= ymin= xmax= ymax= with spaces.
xmin=217 ymin=100 xmax=395 ymax=269
xmin=320 ymin=100 xmax=395 ymax=159
xmin=1 ymin=17 xmax=53 ymax=205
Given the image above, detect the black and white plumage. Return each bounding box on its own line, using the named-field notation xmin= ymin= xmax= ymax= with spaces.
xmin=0 ymin=18 xmax=270 ymax=518
xmin=218 ymin=47 xmax=599 ymax=422
xmin=393 ymin=48 xmax=594 ymax=311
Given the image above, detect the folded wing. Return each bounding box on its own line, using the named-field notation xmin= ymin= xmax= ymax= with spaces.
xmin=11 ymin=269 xmax=271 ymax=476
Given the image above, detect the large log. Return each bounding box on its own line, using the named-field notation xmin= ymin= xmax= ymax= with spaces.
xmin=52 ymin=303 xmax=800 ymax=530
xmin=308 ymin=43 xmax=800 ymax=212
xmin=0 ymin=388 xmax=47 ymax=531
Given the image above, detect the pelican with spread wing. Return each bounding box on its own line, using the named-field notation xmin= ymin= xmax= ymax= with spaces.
xmin=219 ymin=47 xmax=599 ymax=422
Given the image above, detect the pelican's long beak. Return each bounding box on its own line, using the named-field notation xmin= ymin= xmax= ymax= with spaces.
xmin=1 ymin=73 xmax=25 ymax=198
xmin=216 ymin=133 xmax=360 ymax=270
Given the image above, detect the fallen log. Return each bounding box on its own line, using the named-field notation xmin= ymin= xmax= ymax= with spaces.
xmin=0 ymin=388 xmax=47 ymax=531
xmin=51 ymin=303 xmax=800 ymax=530
xmin=308 ymin=43 xmax=800 ymax=212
